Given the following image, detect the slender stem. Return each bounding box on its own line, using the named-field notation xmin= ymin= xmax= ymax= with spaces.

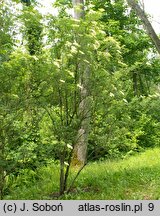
xmin=66 ymin=162 xmax=87 ymax=194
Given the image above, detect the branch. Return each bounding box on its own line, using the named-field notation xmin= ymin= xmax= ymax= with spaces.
xmin=127 ymin=0 xmax=160 ymax=55
xmin=66 ymin=161 xmax=87 ymax=194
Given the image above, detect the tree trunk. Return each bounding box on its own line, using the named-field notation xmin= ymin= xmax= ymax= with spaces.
xmin=72 ymin=0 xmax=84 ymax=19
xmin=72 ymin=0 xmax=90 ymax=166
xmin=126 ymin=0 xmax=160 ymax=55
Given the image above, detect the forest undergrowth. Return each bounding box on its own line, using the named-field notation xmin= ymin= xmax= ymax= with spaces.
xmin=4 ymin=147 xmax=160 ymax=200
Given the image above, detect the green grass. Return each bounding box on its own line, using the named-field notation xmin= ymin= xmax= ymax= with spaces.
xmin=4 ymin=147 xmax=160 ymax=199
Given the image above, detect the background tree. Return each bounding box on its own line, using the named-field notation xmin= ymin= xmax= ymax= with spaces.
xmin=0 ymin=0 xmax=16 ymax=198
xmin=126 ymin=0 xmax=160 ymax=55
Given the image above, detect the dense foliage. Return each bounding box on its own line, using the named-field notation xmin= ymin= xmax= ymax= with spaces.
xmin=0 ymin=0 xmax=159 ymax=199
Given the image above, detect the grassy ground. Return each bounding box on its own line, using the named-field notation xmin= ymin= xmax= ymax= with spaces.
xmin=4 ymin=147 xmax=160 ymax=200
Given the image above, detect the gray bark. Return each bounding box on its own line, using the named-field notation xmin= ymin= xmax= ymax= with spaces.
xmin=72 ymin=0 xmax=84 ymax=19
xmin=74 ymin=65 xmax=90 ymax=165
xmin=72 ymin=0 xmax=90 ymax=166
xmin=126 ymin=0 xmax=160 ymax=55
